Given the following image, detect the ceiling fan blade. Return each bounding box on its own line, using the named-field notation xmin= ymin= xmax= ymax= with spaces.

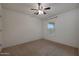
xmin=34 ymin=12 xmax=39 ymax=15
xmin=43 ymin=11 xmax=46 ymax=14
xmin=44 ymin=7 xmax=51 ymax=10
xmin=31 ymin=8 xmax=37 ymax=10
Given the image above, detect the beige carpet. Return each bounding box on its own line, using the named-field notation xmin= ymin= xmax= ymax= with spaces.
xmin=1 ymin=39 xmax=78 ymax=56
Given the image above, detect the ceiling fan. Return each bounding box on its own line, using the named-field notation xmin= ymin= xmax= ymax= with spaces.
xmin=30 ymin=3 xmax=51 ymax=15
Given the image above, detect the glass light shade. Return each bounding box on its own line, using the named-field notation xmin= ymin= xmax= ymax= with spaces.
xmin=38 ymin=10 xmax=43 ymax=15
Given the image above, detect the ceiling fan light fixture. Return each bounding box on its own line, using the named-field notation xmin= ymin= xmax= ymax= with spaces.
xmin=38 ymin=10 xmax=43 ymax=15
xmin=31 ymin=3 xmax=51 ymax=15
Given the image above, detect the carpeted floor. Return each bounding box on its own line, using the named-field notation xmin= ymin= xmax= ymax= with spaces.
xmin=1 ymin=39 xmax=78 ymax=56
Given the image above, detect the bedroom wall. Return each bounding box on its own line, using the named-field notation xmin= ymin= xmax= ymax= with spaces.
xmin=76 ymin=8 xmax=79 ymax=48
xmin=2 ymin=9 xmax=42 ymax=48
xmin=0 ymin=4 xmax=4 ymax=51
xmin=43 ymin=8 xmax=79 ymax=48
xmin=0 ymin=4 xmax=3 ymax=51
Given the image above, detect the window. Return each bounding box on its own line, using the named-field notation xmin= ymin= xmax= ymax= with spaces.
xmin=47 ymin=16 xmax=57 ymax=33
xmin=48 ymin=22 xmax=55 ymax=33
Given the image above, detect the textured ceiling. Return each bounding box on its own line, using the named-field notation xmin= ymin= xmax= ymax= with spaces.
xmin=2 ymin=3 xmax=79 ymax=19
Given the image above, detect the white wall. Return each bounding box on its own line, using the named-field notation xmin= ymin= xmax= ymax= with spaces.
xmin=0 ymin=4 xmax=3 ymax=51
xmin=43 ymin=8 xmax=79 ymax=48
xmin=76 ymin=8 xmax=79 ymax=48
xmin=0 ymin=4 xmax=2 ymax=45
xmin=3 ymin=9 xmax=42 ymax=48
